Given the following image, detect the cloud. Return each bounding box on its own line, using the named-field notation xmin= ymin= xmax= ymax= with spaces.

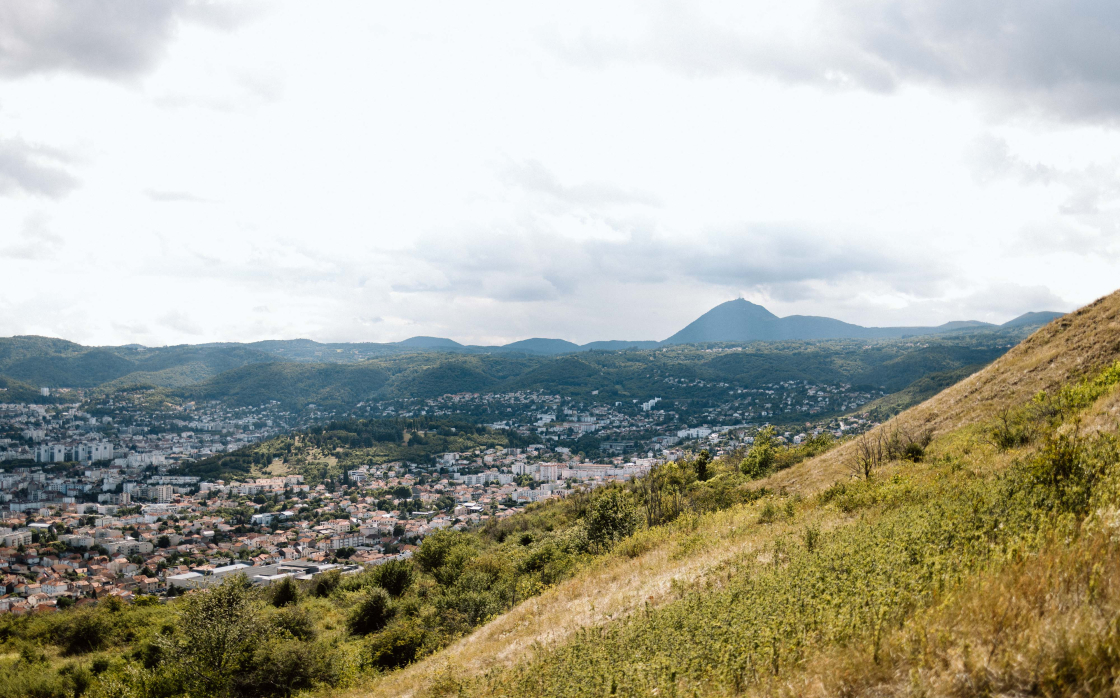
xmin=157 ymin=310 xmax=203 ymax=336
xmin=549 ymin=1 xmax=1120 ymax=123
xmin=949 ymin=282 xmax=1071 ymax=319
xmin=500 ymin=160 xmax=660 ymax=207
xmin=0 ymin=0 xmax=256 ymax=81
xmin=1 ymin=214 xmax=63 ymax=260
xmin=111 ymin=322 xmax=153 ymax=338
xmin=831 ymin=0 xmax=1120 ymax=122
xmin=146 ymin=189 xmax=208 ymax=203
xmin=965 ymin=134 xmax=1056 ymax=186
xmin=0 ymin=138 xmax=78 ymax=197
xmin=965 ymin=134 xmax=1120 ymax=253
xmin=395 ymin=225 xmax=938 ymax=307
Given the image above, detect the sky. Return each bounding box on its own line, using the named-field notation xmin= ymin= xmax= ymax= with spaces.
xmin=1 ymin=0 xmax=1118 ymax=347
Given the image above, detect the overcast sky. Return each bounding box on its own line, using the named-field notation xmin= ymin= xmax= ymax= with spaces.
xmin=1 ymin=1 xmax=1118 ymax=347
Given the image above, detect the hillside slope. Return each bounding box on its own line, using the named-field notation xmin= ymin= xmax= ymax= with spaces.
xmin=766 ymin=289 xmax=1120 ymax=494
xmin=355 ymin=290 xmax=1120 ymax=698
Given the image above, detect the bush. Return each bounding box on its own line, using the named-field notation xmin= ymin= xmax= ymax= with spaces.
xmin=366 ymin=620 xmax=428 ymax=670
xmin=694 ymin=450 xmax=712 ymax=481
xmin=585 ymin=489 xmax=641 ymax=550
xmin=741 ymin=428 xmax=777 ymax=479
xmin=166 ymin=575 xmax=270 ymax=696
xmin=989 ymin=408 xmax=1034 ymax=450
xmin=414 ymin=530 xmax=477 ymax=586
xmin=309 ymin=570 xmax=340 ymax=598
xmin=51 ymin=609 xmax=109 ymax=655
xmin=234 ymin=638 xmax=342 ymax=697
xmin=634 ymin=461 xmax=694 ymax=527
xmin=270 ymin=577 xmax=301 ymax=607
xmin=347 ymin=587 xmax=396 ymax=636
xmin=372 ymin=559 xmax=414 ymax=597
xmin=271 ymin=606 xmax=316 ymax=641
xmin=1005 ymin=431 xmax=1113 ymax=517
xmin=757 ymin=501 xmax=778 ymax=524
xmin=0 ymin=659 xmax=74 ymax=698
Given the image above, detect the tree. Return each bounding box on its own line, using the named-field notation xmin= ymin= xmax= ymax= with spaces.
xmin=635 ymin=461 xmax=693 ymax=527
xmin=270 ymin=576 xmax=300 ymax=608
xmin=694 ymin=450 xmax=713 ymax=481
xmin=585 ymin=489 xmax=641 ymax=549
xmin=851 ymin=430 xmax=885 ymax=480
xmin=165 ymin=575 xmax=270 ymax=697
xmin=741 ymin=427 xmax=777 ymax=479
xmin=373 ymin=559 xmax=414 ymax=597
xmin=414 ymin=529 xmax=476 ymax=586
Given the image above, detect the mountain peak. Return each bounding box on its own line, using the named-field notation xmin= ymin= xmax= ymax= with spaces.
xmin=662 ymin=298 xmax=781 ymax=344
xmin=661 ymin=299 xmax=1065 ymax=345
xmin=396 ymin=336 xmax=464 ymax=349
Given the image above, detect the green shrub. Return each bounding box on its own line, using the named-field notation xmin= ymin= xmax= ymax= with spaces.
xmin=585 ymin=489 xmax=641 ymax=550
xmin=367 ymin=620 xmax=428 ymax=670
xmin=0 ymin=661 xmax=72 ymax=698
xmin=694 ymin=450 xmax=713 ymax=482
xmin=234 ymin=638 xmax=342 ymax=697
xmin=372 ymin=559 xmax=415 ymax=597
xmin=164 ymin=575 xmax=270 ymax=697
xmin=51 ymin=609 xmax=110 ymax=655
xmin=740 ymin=427 xmax=777 ymax=479
xmin=309 ymin=570 xmax=341 ymax=598
xmin=757 ymin=500 xmax=777 ymax=525
xmin=414 ymin=530 xmax=478 ymax=586
xmin=269 ymin=577 xmax=300 ymax=607
xmin=347 ymin=587 xmax=396 ymax=636
xmin=803 ymin=524 xmax=821 ymax=553
xmin=271 ymin=606 xmax=316 ymax=641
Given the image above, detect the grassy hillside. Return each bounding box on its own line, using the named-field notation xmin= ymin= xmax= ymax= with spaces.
xmin=346 ymin=290 xmax=1120 ymax=697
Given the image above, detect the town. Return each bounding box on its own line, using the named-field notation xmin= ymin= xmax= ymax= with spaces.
xmin=0 ymin=377 xmax=881 ymax=613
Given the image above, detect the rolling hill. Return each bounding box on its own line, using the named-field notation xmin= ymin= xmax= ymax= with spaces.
xmin=0 ymin=326 xmax=1052 ymax=417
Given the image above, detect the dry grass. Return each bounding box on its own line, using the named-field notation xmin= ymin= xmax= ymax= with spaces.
xmin=265 ymin=458 xmax=292 ymax=476
xmin=765 ymin=290 xmax=1120 ymax=497
xmin=775 ymin=529 xmax=1120 ymax=698
xmin=351 ymin=500 xmax=840 ymax=698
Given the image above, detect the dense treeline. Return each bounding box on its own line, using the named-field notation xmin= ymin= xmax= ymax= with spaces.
xmin=2 ymin=329 xmax=1037 ymax=412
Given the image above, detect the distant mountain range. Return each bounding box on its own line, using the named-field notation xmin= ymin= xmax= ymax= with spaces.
xmin=0 ymin=303 xmax=1064 ymax=378
xmin=391 ymin=300 xmax=1063 ymax=354
xmin=384 ymin=336 xmax=661 ymax=354
xmin=658 ymin=299 xmax=1063 ymax=345
xmin=0 ymin=299 xmax=1065 ymax=408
